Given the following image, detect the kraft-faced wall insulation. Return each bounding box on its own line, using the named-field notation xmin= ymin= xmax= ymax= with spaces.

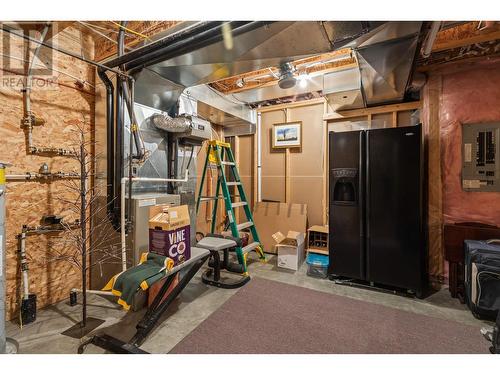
xmin=421 ymin=59 xmax=500 ymax=283
xmin=0 ymin=25 xmax=95 ymax=320
xmin=438 ymin=60 xmax=500 ymax=227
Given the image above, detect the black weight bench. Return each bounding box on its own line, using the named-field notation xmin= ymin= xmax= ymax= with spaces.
xmin=77 ymin=247 xmax=210 ymax=354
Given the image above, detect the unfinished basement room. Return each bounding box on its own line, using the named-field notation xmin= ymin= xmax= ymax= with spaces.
xmin=1 ymin=1 xmax=500 ymax=372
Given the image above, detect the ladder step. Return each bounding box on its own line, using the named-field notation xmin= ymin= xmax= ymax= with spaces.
xmin=200 ymin=196 xmax=224 ymax=202
xmin=221 ymin=161 xmax=235 ymax=166
xmin=242 ymin=242 xmax=260 ymax=254
xmin=231 ymin=202 xmax=247 ymax=208
xmin=226 ymin=182 xmax=241 ymax=186
xmin=237 ymin=221 xmax=253 ymax=231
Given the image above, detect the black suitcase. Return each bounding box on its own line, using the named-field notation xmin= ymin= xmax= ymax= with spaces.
xmin=464 ymin=239 xmax=500 ymax=320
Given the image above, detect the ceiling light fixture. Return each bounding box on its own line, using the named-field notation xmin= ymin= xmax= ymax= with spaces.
xmin=278 ymin=62 xmax=297 ymax=89
xmin=298 ymin=74 xmax=308 ymax=89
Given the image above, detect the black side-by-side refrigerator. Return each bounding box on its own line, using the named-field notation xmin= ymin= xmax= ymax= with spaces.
xmin=328 ymin=124 xmax=426 ymax=296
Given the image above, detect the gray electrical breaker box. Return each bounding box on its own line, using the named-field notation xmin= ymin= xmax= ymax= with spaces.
xmin=462 ymin=122 xmax=500 ymax=192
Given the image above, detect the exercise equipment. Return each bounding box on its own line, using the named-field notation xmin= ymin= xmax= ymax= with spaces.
xmin=196 ymin=140 xmax=265 ymax=275
xmin=77 ymin=247 xmax=210 ymax=354
xmin=197 ymin=234 xmax=250 ymax=289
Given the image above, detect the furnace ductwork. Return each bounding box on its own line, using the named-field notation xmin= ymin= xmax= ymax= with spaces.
xmin=151 ymin=113 xmax=192 ymax=133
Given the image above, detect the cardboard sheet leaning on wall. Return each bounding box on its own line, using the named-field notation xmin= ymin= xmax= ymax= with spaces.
xmin=252 ymin=202 xmax=307 ymax=254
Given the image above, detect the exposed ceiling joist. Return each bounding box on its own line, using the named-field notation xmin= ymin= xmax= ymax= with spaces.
xmin=432 ymin=21 xmax=500 ymax=52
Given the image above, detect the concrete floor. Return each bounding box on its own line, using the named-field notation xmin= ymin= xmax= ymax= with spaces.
xmin=5 ymin=254 xmax=491 ymax=354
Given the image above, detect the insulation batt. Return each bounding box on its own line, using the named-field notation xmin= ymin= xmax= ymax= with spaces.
xmin=151 ymin=113 xmax=191 ymax=133
xmin=439 ymin=60 xmax=500 ymax=227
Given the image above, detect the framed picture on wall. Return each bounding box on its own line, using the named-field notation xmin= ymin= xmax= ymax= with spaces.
xmin=272 ymin=121 xmax=302 ymax=149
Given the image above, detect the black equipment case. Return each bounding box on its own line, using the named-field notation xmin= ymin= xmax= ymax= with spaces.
xmin=464 ymin=239 xmax=500 ymax=320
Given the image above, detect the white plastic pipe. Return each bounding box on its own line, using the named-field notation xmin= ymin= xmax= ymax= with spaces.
xmin=120 ymin=170 xmax=189 ymax=271
xmin=422 ymin=21 xmax=442 ymax=58
xmin=71 ymin=288 xmax=112 ymax=296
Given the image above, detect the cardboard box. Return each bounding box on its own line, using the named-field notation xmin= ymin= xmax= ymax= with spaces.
xmin=149 ymin=204 xmax=191 ymax=264
xmin=307 ymin=225 xmax=329 ymax=255
xmin=253 ymin=202 xmax=307 ymax=254
xmin=274 ymin=230 xmax=306 ymax=271
xmin=148 ymin=274 xmax=179 ymax=307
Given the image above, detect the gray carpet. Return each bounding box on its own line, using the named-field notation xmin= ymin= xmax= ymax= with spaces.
xmin=170 ymin=277 xmax=488 ymax=354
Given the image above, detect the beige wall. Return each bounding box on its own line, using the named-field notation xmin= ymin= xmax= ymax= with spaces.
xmin=260 ymin=110 xmax=287 ymax=202
xmin=251 ymin=100 xmax=327 ymax=227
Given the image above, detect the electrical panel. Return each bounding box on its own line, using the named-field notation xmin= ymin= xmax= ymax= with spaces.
xmin=462 ymin=122 xmax=500 ymax=192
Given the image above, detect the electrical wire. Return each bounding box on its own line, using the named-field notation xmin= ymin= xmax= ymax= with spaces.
xmin=206 ymin=84 xmax=251 ymax=106
xmin=78 ymin=21 xmax=126 ymax=35
xmin=0 ymin=53 xmax=94 ymax=88
xmin=110 ymin=21 xmax=151 ymax=41
xmin=77 ymin=21 xmax=132 ymax=51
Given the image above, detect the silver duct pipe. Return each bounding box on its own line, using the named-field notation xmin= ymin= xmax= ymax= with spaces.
xmin=151 ymin=113 xmax=192 ymax=133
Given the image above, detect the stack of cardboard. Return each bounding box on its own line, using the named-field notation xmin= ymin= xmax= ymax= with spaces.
xmin=253 ymin=202 xmax=307 ymax=254
xmin=253 ymin=202 xmax=308 ymax=271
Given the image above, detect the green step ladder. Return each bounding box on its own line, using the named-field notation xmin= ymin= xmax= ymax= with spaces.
xmin=196 ymin=140 xmax=265 ymax=273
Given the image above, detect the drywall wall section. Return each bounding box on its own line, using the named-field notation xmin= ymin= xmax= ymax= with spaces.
xmin=0 ymin=25 xmax=95 ymax=320
xmin=257 ymin=101 xmax=326 ymax=226
xmin=260 ymin=110 xmax=286 ymax=202
xmin=288 ymin=103 xmax=325 ymax=226
xmin=237 ymin=135 xmax=254 ymax=211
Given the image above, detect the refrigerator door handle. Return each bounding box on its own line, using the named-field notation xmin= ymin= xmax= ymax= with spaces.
xmin=365 ymin=130 xmax=370 ymax=280
xmin=359 ymin=131 xmax=364 ymax=239
xmin=359 ymin=130 xmax=366 ymax=279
